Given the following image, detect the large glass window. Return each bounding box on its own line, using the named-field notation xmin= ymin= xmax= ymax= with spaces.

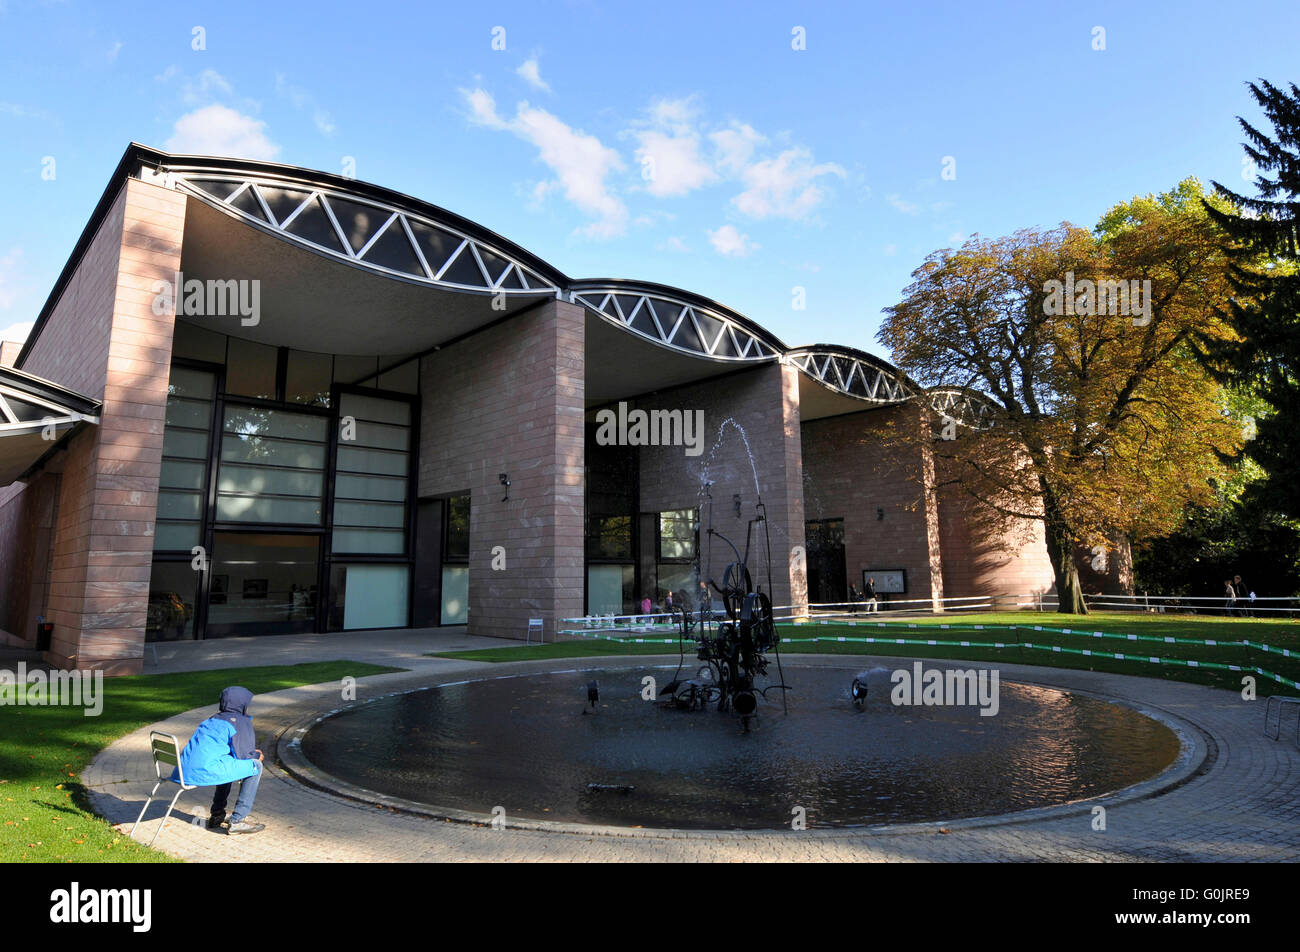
xmin=217 ymin=405 xmax=327 ymax=524
xmin=439 ymin=493 xmax=470 ymax=625
xmin=444 ymin=494 xmax=470 ymax=560
xmin=155 ymin=366 xmax=214 ymax=552
xmin=146 ymin=561 xmax=200 ymax=642
xmin=332 ymin=393 xmax=411 ymax=554
xmin=658 ymin=509 xmax=696 ymax=560
xmin=205 ymin=532 xmax=320 ymax=637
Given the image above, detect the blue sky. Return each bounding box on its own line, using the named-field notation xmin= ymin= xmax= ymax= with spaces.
xmin=0 ymin=0 xmax=1295 ymax=359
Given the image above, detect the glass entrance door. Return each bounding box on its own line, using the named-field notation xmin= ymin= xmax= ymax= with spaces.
xmin=204 ymin=532 xmax=321 ymax=637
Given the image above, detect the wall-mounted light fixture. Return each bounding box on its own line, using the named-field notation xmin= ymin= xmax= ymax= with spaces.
xmin=500 ymin=472 xmax=510 ymax=502
xmin=877 ymin=507 xmax=885 ymax=521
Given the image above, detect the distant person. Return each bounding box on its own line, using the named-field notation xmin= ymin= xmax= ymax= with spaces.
xmin=174 ymin=686 xmax=265 ymax=835
xmin=849 ymin=583 xmax=863 ymax=614
xmin=1223 ymin=579 xmax=1237 ymax=617
xmin=640 ymin=594 xmax=653 ymax=616
xmin=1233 ymin=574 xmax=1252 ymax=617
xmin=865 ymin=577 xmax=879 ymax=614
xmin=664 ymin=591 xmax=674 ymax=614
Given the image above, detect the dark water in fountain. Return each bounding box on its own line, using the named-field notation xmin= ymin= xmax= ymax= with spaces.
xmin=301 ymin=665 xmax=1181 ymax=830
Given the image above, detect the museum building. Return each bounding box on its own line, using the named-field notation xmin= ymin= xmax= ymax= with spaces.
xmin=0 ymin=144 xmax=1054 ymax=673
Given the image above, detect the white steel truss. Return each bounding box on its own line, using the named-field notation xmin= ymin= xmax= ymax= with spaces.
xmin=171 ymin=171 xmax=561 ymax=295
xmin=785 ymin=348 xmax=996 ymax=429
xmin=570 ymin=287 xmax=778 ymax=362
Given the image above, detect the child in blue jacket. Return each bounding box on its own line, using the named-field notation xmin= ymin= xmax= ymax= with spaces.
xmin=173 ymin=686 xmax=266 ymax=835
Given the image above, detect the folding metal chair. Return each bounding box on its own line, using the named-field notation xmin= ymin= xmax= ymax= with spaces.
xmin=129 ymin=730 xmax=195 ymax=847
xmin=526 ymin=618 xmax=544 ymax=645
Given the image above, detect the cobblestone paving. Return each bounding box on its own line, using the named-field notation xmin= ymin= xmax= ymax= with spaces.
xmin=85 ymin=654 xmax=1300 ymax=862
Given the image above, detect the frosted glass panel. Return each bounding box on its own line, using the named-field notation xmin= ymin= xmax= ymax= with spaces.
xmin=336 ymin=445 xmax=407 ymax=476
xmin=221 ymin=435 xmax=326 ymax=469
xmin=441 ymin=565 xmax=468 ymax=625
xmin=339 ymin=392 xmax=411 ymax=426
xmin=157 ymin=490 xmax=203 ymax=520
xmin=164 ymin=429 xmax=210 ymax=459
xmin=153 ymin=522 xmax=200 ymax=550
xmin=216 ymin=495 xmax=323 ymax=524
xmin=332 ymin=527 xmax=404 ymax=553
xmin=335 ymin=473 xmax=406 ymax=502
xmin=334 ymin=500 xmax=405 ymax=527
xmin=342 ymin=565 xmax=409 ymax=629
xmin=218 ymin=464 xmax=323 ymax=498
xmin=587 ymin=565 xmax=632 ymax=616
xmin=160 ymin=459 xmax=206 ymax=490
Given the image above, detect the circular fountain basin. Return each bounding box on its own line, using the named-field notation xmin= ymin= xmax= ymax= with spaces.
xmin=299 ymin=665 xmax=1182 ymax=830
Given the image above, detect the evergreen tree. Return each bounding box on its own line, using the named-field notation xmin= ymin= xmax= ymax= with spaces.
xmin=1201 ymin=80 xmax=1300 ymax=517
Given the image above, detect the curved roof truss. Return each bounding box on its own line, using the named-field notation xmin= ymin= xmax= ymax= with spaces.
xmin=131 ymin=149 xmax=1000 ymax=425
xmin=172 ymin=170 xmax=560 ymax=297
xmin=571 ymin=286 xmax=779 ymax=362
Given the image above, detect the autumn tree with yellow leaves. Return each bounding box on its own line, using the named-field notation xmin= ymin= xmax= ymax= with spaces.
xmin=879 ymin=180 xmax=1245 ymax=613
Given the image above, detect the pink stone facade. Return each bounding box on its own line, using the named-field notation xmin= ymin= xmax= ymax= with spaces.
xmin=633 ymin=361 xmax=807 ymax=610
xmin=0 ymin=178 xmax=184 ymax=673
xmin=418 ymin=300 xmax=586 ymax=641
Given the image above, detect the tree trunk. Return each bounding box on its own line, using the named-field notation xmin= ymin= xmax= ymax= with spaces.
xmin=1041 ymin=486 xmax=1088 ymax=614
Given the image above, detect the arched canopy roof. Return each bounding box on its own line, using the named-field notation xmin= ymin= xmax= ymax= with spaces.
xmin=20 ymin=144 xmax=994 ymax=425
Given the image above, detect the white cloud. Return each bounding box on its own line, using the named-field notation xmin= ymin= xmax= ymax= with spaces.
xmin=732 ymin=147 xmax=845 ymax=220
xmin=180 ymin=69 xmax=234 ymax=105
xmin=0 ymin=249 xmax=35 ymax=341
xmin=0 ymin=102 xmax=55 ymax=122
xmin=107 ymin=41 xmax=123 ymax=63
xmin=630 ymin=98 xmax=717 ymax=199
xmin=516 ymin=57 xmax=550 ymax=92
xmin=708 ymin=224 xmax=757 ymax=257
xmin=635 ymin=128 xmax=718 ymax=198
xmin=275 ymin=73 xmax=336 ymax=135
xmin=948 ymin=231 xmax=966 ymax=244
xmin=0 ymin=320 xmax=33 ymax=344
xmin=462 ymin=88 xmax=626 ymax=239
xmin=709 ymin=122 xmax=765 ymax=174
xmin=883 ymin=243 xmax=897 ymax=256
xmin=166 ymin=104 xmax=280 ymax=160
xmin=661 ymin=236 xmax=690 ymax=253
xmin=886 ymin=193 xmax=919 ymax=215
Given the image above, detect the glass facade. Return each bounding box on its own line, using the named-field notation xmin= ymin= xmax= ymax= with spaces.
xmin=147 ymin=321 xmax=420 ymax=640
xmin=440 ymin=493 xmax=470 ymax=624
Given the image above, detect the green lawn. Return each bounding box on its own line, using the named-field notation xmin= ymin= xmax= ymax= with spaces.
xmin=431 ymin=611 xmax=1300 ymax=696
xmin=0 ymin=660 xmax=399 ymax=863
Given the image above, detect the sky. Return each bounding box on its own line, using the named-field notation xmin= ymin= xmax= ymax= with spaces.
xmin=0 ymin=0 xmax=1295 ymax=360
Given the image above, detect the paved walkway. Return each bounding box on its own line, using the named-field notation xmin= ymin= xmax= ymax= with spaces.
xmin=87 ymin=644 xmax=1300 ymax=862
xmin=140 ymin=626 xmax=492 ymax=674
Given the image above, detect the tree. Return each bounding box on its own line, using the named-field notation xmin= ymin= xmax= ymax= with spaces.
xmin=1199 ymin=79 xmax=1300 ymax=518
xmin=879 ymin=181 xmax=1242 ymax=613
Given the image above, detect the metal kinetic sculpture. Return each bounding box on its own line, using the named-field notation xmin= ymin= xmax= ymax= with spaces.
xmin=660 ymin=486 xmax=790 ymax=730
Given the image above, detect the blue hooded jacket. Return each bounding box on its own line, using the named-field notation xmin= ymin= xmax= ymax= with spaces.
xmin=172 ymin=686 xmax=260 ymax=787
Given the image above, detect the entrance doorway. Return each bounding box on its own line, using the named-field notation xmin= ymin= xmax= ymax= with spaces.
xmin=805 ymin=518 xmax=847 ymax=605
